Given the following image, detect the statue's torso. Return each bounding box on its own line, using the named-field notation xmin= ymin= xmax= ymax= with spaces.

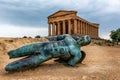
xmin=43 ymin=37 xmax=79 ymax=58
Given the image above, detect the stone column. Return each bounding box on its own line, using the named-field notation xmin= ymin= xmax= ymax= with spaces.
xmin=90 ymin=25 xmax=92 ymax=36
xmin=81 ymin=21 xmax=83 ymax=35
xmin=79 ymin=21 xmax=81 ymax=34
xmin=77 ymin=20 xmax=79 ymax=34
xmin=52 ymin=23 xmax=55 ymax=35
xmin=97 ymin=27 xmax=98 ymax=37
xmin=63 ymin=21 xmax=66 ymax=34
xmin=90 ymin=25 xmax=91 ymax=36
xmin=82 ymin=22 xmax=84 ymax=35
xmin=80 ymin=21 xmax=82 ymax=35
xmin=95 ymin=27 xmax=97 ymax=37
xmin=55 ymin=23 xmax=57 ymax=35
xmin=86 ymin=23 xmax=88 ymax=35
xmin=51 ymin=24 xmax=52 ymax=35
xmin=88 ymin=24 xmax=90 ymax=35
xmin=48 ymin=23 xmax=51 ymax=36
xmin=74 ymin=19 xmax=77 ymax=34
xmin=93 ymin=26 xmax=95 ymax=37
xmin=93 ymin=26 xmax=94 ymax=36
xmin=91 ymin=25 xmax=92 ymax=36
xmin=96 ymin=27 xmax=98 ymax=37
xmin=78 ymin=20 xmax=80 ymax=34
xmin=57 ymin=22 xmax=60 ymax=35
xmin=68 ymin=19 xmax=71 ymax=34
xmin=84 ymin=22 xmax=86 ymax=35
xmin=91 ymin=25 xmax=93 ymax=37
xmin=86 ymin=23 xmax=88 ymax=34
xmin=95 ymin=26 xmax=96 ymax=37
xmin=60 ymin=22 xmax=62 ymax=34
xmin=78 ymin=20 xmax=79 ymax=34
xmin=55 ymin=23 xmax=58 ymax=35
xmin=87 ymin=24 xmax=89 ymax=35
xmin=89 ymin=25 xmax=91 ymax=36
xmin=83 ymin=22 xmax=85 ymax=35
xmin=85 ymin=22 xmax=87 ymax=35
xmin=84 ymin=23 xmax=86 ymax=35
xmin=79 ymin=20 xmax=81 ymax=34
xmin=86 ymin=23 xmax=87 ymax=35
xmin=91 ymin=25 xmax=94 ymax=36
xmin=91 ymin=26 xmax=93 ymax=36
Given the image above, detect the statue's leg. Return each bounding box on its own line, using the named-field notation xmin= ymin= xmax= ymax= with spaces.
xmin=5 ymin=52 xmax=52 ymax=71
xmin=8 ymin=42 xmax=49 ymax=59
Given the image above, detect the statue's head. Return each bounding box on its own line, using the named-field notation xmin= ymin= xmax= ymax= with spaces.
xmin=77 ymin=35 xmax=91 ymax=46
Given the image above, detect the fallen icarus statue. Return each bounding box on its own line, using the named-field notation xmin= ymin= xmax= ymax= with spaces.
xmin=5 ymin=34 xmax=91 ymax=71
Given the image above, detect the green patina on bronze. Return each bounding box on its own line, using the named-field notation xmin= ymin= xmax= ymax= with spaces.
xmin=5 ymin=34 xmax=91 ymax=71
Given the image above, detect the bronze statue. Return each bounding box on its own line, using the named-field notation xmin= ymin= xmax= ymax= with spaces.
xmin=5 ymin=34 xmax=91 ymax=71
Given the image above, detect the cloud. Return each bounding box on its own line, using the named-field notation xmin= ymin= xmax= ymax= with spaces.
xmin=100 ymin=32 xmax=111 ymax=40
xmin=0 ymin=24 xmax=48 ymax=37
xmin=0 ymin=0 xmax=120 ymax=38
xmin=103 ymin=0 xmax=120 ymax=14
xmin=0 ymin=0 xmax=120 ymax=26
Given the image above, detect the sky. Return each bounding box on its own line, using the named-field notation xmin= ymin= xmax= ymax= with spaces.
xmin=0 ymin=0 xmax=120 ymax=39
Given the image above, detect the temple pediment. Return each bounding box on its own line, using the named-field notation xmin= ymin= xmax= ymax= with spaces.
xmin=48 ymin=10 xmax=77 ymax=18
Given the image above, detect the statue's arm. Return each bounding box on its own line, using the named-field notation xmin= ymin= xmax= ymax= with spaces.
xmin=46 ymin=34 xmax=80 ymax=41
xmin=72 ymin=35 xmax=81 ymax=41
xmin=68 ymin=48 xmax=81 ymax=66
xmin=46 ymin=34 xmax=71 ymax=41
xmin=46 ymin=35 xmax=59 ymax=41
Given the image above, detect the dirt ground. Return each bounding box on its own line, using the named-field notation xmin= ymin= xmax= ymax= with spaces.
xmin=0 ymin=38 xmax=120 ymax=80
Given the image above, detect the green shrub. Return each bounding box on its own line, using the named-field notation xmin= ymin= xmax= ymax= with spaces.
xmin=35 ymin=35 xmax=41 ymax=38
xmin=94 ymin=42 xmax=103 ymax=46
xmin=28 ymin=36 xmax=32 ymax=38
xmin=23 ymin=36 xmax=27 ymax=38
xmin=8 ymin=40 xmax=14 ymax=42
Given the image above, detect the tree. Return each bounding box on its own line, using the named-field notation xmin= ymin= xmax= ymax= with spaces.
xmin=23 ymin=36 xmax=27 ymax=38
xmin=110 ymin=28 xmax=120 ymax=45
xmin=35 ymin=35 xmax=41 ymax=38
